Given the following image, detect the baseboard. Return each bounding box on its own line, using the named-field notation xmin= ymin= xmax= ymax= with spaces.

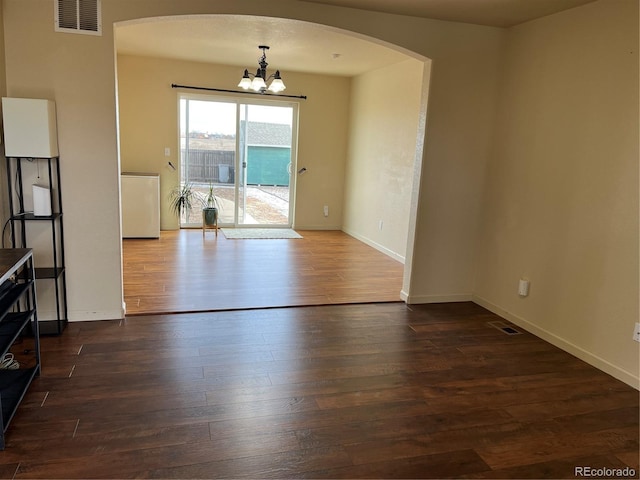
xmin=473 ymin=295 xmax=640 ymax=390
xmin=341 ymin=228 xmax=405 ymax=264
xmin=402 ymin=293 xmax=473 ymax=304
xmin=293 ymin=225 xmax=341 ymax=231
xmin=68 ymin=309 xmax=125 ymax=322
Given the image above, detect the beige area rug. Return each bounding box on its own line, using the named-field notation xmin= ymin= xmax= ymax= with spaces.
xmin=221 ymin=228 xmax=303 ymax=239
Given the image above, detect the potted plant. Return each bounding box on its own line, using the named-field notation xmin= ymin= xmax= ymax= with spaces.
xmin=202 ymin=183 xmax=220 ymax=228
xmin=168 ymin=182 xmax=197 ymax=223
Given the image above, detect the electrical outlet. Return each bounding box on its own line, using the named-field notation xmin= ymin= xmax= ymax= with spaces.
xmin=164 ymin=147 xmax=171 ymax=157
xmin=323 ymin=205 xmax=329 ymax=217
xmin=633 ymin=323 xmax=640 ymax=342
xmin=378 ymin=220 xmax=383 ymax=230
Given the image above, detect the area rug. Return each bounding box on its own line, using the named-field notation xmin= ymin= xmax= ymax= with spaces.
xmin=221 ymin=228 xmax=303 ymax=239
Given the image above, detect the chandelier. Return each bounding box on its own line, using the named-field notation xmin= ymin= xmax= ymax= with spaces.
xmin=238 ymin=45 xmax=286 ymax=94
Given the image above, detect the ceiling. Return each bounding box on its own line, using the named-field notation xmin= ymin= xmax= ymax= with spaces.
xmin=115 ymin=16 xmax=411 ymax=77
xmin=300 ymin=0 xmax=597 ymax=28
xmin=115 ymin=0 xmax=597 ymax=78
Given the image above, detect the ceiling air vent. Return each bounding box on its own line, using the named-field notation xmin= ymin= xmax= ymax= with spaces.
xmin=55 ymin=0 xmax=102 ymax=36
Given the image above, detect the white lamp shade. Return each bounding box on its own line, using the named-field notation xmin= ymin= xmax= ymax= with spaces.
xmin=238 ymin=77 xmax=252 ymax=89
xmin=251 ymin=76 xmax=266 ymax=91
xmin=268 ymin=78 xmax=286 ymax=93
xmin=2 ymin=97 xmax=59 ymax=157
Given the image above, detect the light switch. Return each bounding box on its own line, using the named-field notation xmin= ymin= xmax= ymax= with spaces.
xmin=518 ymin=278 xmax=530 ymax=297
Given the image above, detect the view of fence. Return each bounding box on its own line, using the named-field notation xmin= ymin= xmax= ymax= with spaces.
xmin=181 ymin=149 xmax=235 ymax=184
xmin=182 ymin=147 xmax=291 ymax=187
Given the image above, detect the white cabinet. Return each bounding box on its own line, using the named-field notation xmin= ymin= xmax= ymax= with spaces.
xmin=121 ymin=173 xmax=160 ymax=238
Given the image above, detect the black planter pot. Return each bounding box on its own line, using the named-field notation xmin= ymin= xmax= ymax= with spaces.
xmin=203 ymin=207 xmax=218 ymax=226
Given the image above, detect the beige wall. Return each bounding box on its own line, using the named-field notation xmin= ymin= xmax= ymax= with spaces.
xmin=0 ymin=0 xmax=5 ymax=111
xmin=342 ymin=59 xmax=425 ymax=262
xmin=0 ymin=0 xmax=7 ymax=225
xmin=4 ymin=1 xmax=122 ymax=320
xmin=405 ymin=34 xmax=504 ymax=303
xmin=2 ymin=0 xmax=505 ymax=323
xmin=117 ymin=54 xmax=350 ymax=230
xmin=292 ymin=71 xmax=351 ymax=230
xmin=474 ymin=0 xmax=639 ymax=387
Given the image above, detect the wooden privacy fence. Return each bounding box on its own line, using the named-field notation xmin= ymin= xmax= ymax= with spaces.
xmin=182 ymin=149 xmax=235 ymax=184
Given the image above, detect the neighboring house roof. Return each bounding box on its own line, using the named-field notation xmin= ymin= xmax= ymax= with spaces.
xmin=185 ymin=121 xmax=292 ymax=151
xmin=242 ymin=121 xmax=292 ymax=147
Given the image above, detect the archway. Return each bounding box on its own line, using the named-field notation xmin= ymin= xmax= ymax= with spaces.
xmin=114 ymin=14 xmax=431 ymax=314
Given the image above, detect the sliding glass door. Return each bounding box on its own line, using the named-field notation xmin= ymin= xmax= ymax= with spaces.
xmin=179 ymin=94 xmax=297 ymax=228
xmin=180 ymin=98 xmax=237 ymax=226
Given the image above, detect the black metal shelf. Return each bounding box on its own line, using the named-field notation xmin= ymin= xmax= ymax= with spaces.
xmin=0 ymin=312 xmax=34 ymax=359
xmin=6 ymin=156 xmax=67 ymax=336
xmin=9 ymin=213 xmax=62 ymax=222
xmin=0 ymin=249 xmax=40 ymax=449
xmin=0 ymin=283 xmax=31 ymax=322
xmin=35 ymin=267 xmax=65 ymax=280
xmin=0 ymin=367 xmax=40 ymax=435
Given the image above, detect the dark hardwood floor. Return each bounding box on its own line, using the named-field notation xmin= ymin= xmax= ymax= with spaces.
xmin=122 ymin=230 xmax=405 ymax=315
xmin=1 ymin=302 xmax=637 ymax=478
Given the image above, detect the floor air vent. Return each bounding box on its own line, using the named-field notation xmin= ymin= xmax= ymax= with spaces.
xmin=55 ymin=0 xmax=102 ymax=36
xmin=487 ymin=321 xmax=522 ymax=335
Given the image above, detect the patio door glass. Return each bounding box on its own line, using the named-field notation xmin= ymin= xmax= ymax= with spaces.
xmin=179 ymin=98 xmax=236 ymax=226
xmin=180 ymin=95 xmax=297 ymax=228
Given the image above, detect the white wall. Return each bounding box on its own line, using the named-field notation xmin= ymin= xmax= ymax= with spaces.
xmin=474 ymin=0 xmax=639 ymax=387
xmin=2 ymin=0 xmax=505 ymax=322
xmin=342 ymin=59 xmax=425 ymax=262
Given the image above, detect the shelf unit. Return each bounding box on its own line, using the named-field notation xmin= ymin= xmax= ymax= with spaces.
xmin=0 ymin=248 xmax=41 ymax=450
xmin=5 ymin=156 xmax=67 ymax=335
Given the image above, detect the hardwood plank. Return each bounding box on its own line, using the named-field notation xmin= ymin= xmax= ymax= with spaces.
xmin=295 ymin=409 xmax=516 ymax=450
xmin=465 ymin=454 xmax=635 ymax=479
xmin=0 ymin=463 xmax=19 ymax=479
xmin=299 ymin=449 xmax=491 ymax=479
xmin=615 ymin=451 xmax=640 ymax=470
xmin=14 ymin=432 xmax=301 ymax=479
xmin=474 ymin=425 xmax=639 ymax=470
xmin=205 ymin=373 xmax=411 ymax=405
xmin=3 ymin=424 xmax=211 ymax=465
xmin=142 ymin=445 xmax=353 ymax=479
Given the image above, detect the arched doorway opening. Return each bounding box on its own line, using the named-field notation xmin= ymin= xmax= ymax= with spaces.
xmin=114 ymin=15 xmax=431 ymax=315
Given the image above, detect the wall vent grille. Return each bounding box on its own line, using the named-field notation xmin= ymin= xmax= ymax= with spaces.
xmin=487 ymin=321 xmax=523 ymax=335
xmin=55 ymin=0 xmax=102 ymax=36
